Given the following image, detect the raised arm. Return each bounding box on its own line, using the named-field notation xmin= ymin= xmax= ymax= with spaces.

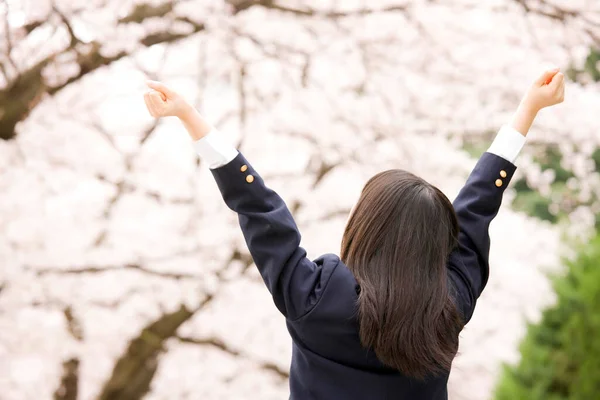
xmin=143 ymin=81 xmax=337 ymax=320
xmin=448 ymin=68 xmax=565 ymax=322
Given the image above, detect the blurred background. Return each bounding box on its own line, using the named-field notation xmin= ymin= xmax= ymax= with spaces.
xmin=1 ymin=0 xmax=599 ymax=399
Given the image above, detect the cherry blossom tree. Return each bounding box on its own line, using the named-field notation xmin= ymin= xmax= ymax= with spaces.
xmin=1 ymin=1 xmax=599 ymax=399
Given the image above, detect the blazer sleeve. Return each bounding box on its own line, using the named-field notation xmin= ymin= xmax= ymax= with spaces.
xmin=210 ymin=153 xmax=338 ymax=320
xmin=447 ymin=152 xmax=517 ymax=323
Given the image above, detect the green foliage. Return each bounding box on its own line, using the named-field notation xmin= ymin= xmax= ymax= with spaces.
xmin=592 ymin=148 xmax=600 ymax=172
xmin=535 ymin=148 xmax=575 ymax=184
xmin=461 ymin=132 xmax=600 ymax=229
xmin=511 ymin=147 xmax=574 ymax=223
xmin=510 ymin=146 xmax=600 ymax=231
xmin=568 ymin=47 xmax=600 ymax=83
xmin=511 ymin=188 xmax=557 ymax=223
xmin=584 ymin=48 xmax=600 ymax=82
xmin=461 ymin=130 xmax=496 ymax=159
xmin=494 ymin=235 xmax=600 ymax=400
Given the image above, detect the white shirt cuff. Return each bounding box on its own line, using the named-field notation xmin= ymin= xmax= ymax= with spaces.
xmin=487 ymin=126 xmax=526 ymax=163
xmin=193 ymin=129 xmax=238 ymax=169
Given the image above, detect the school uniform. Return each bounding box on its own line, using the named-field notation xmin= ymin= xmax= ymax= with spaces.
xmin=194 ymin=126 xmax=526 ymax=400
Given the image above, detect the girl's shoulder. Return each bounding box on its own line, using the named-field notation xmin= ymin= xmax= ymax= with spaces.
xmin=292 ymin=254 xmax=359 ymax=324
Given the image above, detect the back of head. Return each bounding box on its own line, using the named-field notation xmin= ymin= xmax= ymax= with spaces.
xmin=341 ymin=169 xmax=463 ymax=380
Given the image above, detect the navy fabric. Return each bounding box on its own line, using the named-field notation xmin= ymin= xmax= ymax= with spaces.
xmin=211 ymin=152 xmax=517 ymax=399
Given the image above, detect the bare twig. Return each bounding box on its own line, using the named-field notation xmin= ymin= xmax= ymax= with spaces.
xmin=176 ymin=335 xmax=290 ymax=379
xmin=31 ymin=263 xmax=200 ymax=280
xmin=266 ymin=3 xmax=408 ymax=19
xmin=63 ymin=306 xmax=84 ymax=341
xmin=1 ymin=0 xmax=17 ymax=76
xmin=52 ymin=4 xmax=80 ymax=48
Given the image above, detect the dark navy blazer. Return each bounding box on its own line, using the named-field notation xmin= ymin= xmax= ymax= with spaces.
xmin=211 ymin=152 xmax=516 ymax=400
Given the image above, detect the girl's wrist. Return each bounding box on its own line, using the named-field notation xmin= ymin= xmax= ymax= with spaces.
xmin=178 ymin=105 xmax=213 ymax=141
xmin=510 ymin=101 xmax=538 ymax=137
xmin=518 ymin=102 xmax=539 ymax=120
xmin=520 ymin=91 xmax=542 ymax=116
xmin=177 ymin=103 xmax=198 ymax=123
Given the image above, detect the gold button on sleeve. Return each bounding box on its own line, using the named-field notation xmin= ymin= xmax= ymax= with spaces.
xmin=500 ymin=170 xmax=507 ymax=178
xmin=495 ymin=179 xmax=503 ymax=188
xmin=240 ymin=165 xmax=248 ymax=172
xmin=246 ymin=175 xmax=254 ymax=183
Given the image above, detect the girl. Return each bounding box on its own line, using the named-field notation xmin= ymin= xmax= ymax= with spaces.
xmin=143 ymin=68 xmax=564 ymax=399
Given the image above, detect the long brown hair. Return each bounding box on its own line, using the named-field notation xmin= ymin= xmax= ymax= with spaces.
xmin=341 ymin=169 xmax=463 ymax=379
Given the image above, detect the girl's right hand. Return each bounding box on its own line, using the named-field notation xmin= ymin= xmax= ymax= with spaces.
xmin=522 ymin=68 xmax=565 ymax=112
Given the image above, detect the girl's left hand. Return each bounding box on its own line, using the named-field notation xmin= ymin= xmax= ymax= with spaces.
xmin=144 ymin=80 xmax=192 ymax=118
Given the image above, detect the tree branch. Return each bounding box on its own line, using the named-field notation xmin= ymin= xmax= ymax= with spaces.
xmin=266 ymin=3 xmax=408 ymax=19
xmin=97 ymin=305 xmax=196 ymax=400
xmin=513 ymin=0 xmax=582 ymax=21
xmin=52 ymin=5 xmax=80 ymax=48
xmin=2 ymin=0 xmax=17 ymax=73
xmin=176 ymin=335 xmax=290 ymax=379
xmin=118 ymin=2 xmax=175 ymax=24
xmin=53 ymin=358 xmax=79 ymax=400
xmin=63 ymin=306 xmax=84 ymax=341
xmin=31 ymin=263 xmax=200 ymax=280
xmin=0 ymin=2 xmax=207 ymax=140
